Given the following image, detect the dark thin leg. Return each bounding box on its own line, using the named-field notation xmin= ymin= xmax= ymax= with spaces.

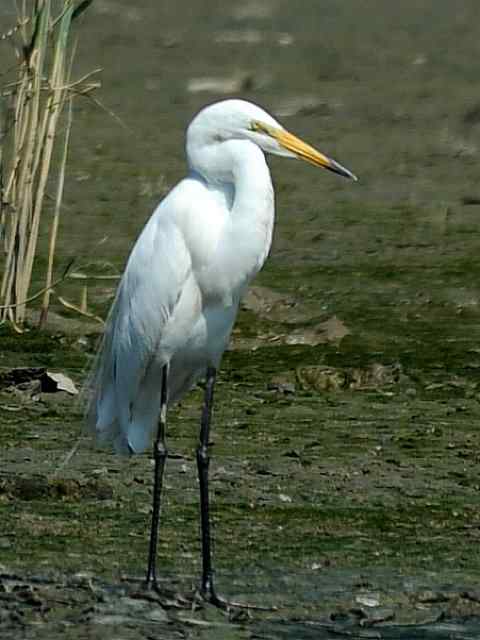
xmin=196 ymin=366 xmax=226 ymax=606
xmin=195 ymin=367 xmax=277 ymax=612
xmin=145 ymin=363 xmax=169 ymax=588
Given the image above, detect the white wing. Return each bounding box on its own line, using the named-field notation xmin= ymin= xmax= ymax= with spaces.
xmin=87 ymin=180 xmax=199 ymax=454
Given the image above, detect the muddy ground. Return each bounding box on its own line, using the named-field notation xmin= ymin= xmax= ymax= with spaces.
xmin=2 ymin=0 xmax=480 ymax=638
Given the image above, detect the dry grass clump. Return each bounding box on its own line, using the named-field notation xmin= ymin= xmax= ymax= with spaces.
xmin=0 ymin=0 xmax=98 ymax=329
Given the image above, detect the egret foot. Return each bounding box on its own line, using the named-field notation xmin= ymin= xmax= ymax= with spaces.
xmin=143 ymin=577 xmax=161 ymax=593
xmin=197 ymin=578 xmax=277 ymax=612
xmin=138 ymin=580 xmax=191 ymax=610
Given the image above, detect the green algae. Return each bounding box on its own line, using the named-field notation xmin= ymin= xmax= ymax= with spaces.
xmin=2 ymin=2 xmax=480 ymax=635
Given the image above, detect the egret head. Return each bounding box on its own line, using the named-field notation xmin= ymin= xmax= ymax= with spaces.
xmin=186 ymin=99 xmax=357 ymax=182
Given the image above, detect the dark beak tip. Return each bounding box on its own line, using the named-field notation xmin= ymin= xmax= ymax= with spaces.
xmin=329 ymin=159 xmax=357 ymax=182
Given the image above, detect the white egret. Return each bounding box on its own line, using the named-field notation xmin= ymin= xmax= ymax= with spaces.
xmin=87 ymin=99 xmax=356 ymax=606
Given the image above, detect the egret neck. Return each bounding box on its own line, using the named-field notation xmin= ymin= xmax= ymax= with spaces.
xmin=216 ymin=140 xmax=275 ymax=299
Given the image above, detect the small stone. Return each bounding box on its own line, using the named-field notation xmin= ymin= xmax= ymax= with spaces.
xmin=43 ymin=371 xmax=78 ymax=395
xmin=356 ymin=593 xmax=380 ymax=608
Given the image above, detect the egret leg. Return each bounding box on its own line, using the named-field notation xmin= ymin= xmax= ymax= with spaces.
xmin=196 ymin=367 xmax=277 ymax=612
xmin=196 ymin=366 xmax=226 ymax=606
xmin=145 ymin=363 xmax=169 ymax=589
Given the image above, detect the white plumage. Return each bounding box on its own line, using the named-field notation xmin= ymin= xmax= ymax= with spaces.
xmin=87 ymin=99 xmax=356 ymax=455
xmin=86 ymin=98 xmax=356 ymax=601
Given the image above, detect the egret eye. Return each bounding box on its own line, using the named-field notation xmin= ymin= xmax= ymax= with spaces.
xmin=250 ymin=120 xmax=269 ymax=135
xmin=250 ymin=121 xmax=279 ymax=139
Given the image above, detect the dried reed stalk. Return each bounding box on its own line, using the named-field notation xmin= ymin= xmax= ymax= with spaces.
xmin=0 ymin=0 xmax=96 ymax=328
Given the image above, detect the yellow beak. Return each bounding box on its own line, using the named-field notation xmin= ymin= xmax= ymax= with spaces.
xmin=274 ymin=128 xmax=357 ymax=181
xmin=251 ymin=120 xmax=357 ymax=181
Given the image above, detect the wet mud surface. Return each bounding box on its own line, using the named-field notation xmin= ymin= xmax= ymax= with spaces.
xmin=2 ymin=0 xmax=480 ymax=637
xmin=2 ymin=569 xmax=480 ymax=640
